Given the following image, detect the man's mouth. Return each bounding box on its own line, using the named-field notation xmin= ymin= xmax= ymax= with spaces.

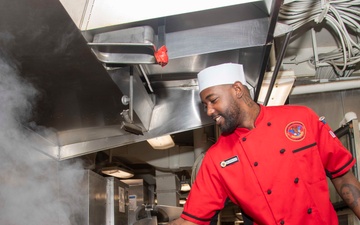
xmin=213 ymin=115 xmax=222 ymax=124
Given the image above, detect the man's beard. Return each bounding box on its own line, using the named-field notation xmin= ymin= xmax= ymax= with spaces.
xmin=219 ymin=102 xmax=240 ymax=134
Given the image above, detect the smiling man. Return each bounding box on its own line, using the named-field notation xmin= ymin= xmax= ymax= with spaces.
xmin=168 ymin=63 xmax=360 ymax=225
xmin=198 ymin=64 xmax=259 ymax=134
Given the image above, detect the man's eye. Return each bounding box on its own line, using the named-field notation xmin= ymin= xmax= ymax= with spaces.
xmin=210 ymin=98 xmax=217 ymax=104
xmin=203 ymin=105 xmax=207 ymax=112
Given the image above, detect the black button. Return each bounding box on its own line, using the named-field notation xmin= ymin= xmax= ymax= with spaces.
xmin=280 ymin=220 xmax=285 ymax=225
xmin=307 ymin=208 xmax=312 ymax=214
xmin=280 ymin=149 xmax=286 ymax=154
xmin=254 ymin=162 xmax=258 ymax=166
xmin=267 ymin=122 xmax=271 ymax=126
xmin=267 ymin=189 xmax=272 ymax=194
xmin=242 ymin=137 xmax=246 ymax=141
xmin=294 ymin=177 xmax=299 ymax=184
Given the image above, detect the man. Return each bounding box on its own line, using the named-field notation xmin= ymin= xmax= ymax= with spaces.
xmin=169 ymin=63 xmax=360 ymax=225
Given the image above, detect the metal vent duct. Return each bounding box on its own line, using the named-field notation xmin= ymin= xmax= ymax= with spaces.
xmin=0 ymin=0 xmax=283 ymax=160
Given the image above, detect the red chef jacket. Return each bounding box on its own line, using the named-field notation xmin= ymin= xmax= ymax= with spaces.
xmin=182 ymin=104 xmax=355 ymax=225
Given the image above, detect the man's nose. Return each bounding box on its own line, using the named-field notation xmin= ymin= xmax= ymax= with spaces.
xmin=206 ymin=105 xmax=214 ymax=117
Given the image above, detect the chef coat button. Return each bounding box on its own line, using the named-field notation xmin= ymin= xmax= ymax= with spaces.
xmin=267 ymin=122 xmax=271 ymax=126
xmin=254 ymin=162 xmax=258 ymax=166
xmin=280 ymin=220 xmax=285 ymax=225
xmin=267 ymin=189 xmax=272 ymax=194
xmin=242 ymin=137 xmax=246 ymax=141
xmin=280 ymin=149 xmax=286 ymax=154
xmin=294 ymin=177 xmax=299 ymax=184
xmin=307 ymin=208 xmax=312 ymax=214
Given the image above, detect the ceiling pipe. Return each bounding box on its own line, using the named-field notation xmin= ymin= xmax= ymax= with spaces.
xmin=290 ymin=78 xmax=360 ymax=95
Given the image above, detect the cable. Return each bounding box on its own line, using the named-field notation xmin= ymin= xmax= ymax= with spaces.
xmin=279 ymin=0 xmax=360 ymax=76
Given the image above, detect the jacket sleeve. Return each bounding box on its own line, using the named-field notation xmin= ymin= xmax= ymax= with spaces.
xmin=181 ymin=151 xmax=228 ymax=225
xmin=308 ymin=107 xmax=355 ymax=178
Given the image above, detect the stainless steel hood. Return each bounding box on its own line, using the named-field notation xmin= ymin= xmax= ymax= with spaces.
xmin=0 ymin=0 xmax=283 ymax=160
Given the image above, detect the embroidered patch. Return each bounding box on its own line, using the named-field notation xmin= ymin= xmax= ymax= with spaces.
xmin=285 ymin=121 xmax=306 ymax=142
xmin=220 ymin=156 xmax=239 ymax=168
xmin=319 ymin=116 xmax=326 ymax=124
xmin=329 ymin=130 xmax=336 ymax=138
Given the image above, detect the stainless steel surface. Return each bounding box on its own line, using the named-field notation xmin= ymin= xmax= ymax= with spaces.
xmin=133 ymin=205 xmax=183 ymax=225
xmin=106 ymin=177 xmax=129 ymax=225
xmin=0 ymin=0 xmax=127 ymax=135
xmin=156 ymin=172 xmax=180 ymax=206
xmin=1 ymin=1 xmax=359 ymax=224
xmin=56 ymin=84 xmax=211 ymax=159
xmin=69 ymin=170 xmax=108 ymax=225
xmin=0 ymin=0 xmax=281 ymax=160
xmin=122 ymin=179 xmax=151 ymax=225
xmin=108 ymin=67 xmax=155 ymax=131
xmin=134 ymin=217 xmax=158 ymax=225
xmin=155 ymin=205 xmax=183 ymax=222
xmin=24 ymin=126 xmax=60 ymax=160
xmin=85 ymin=2 xmax=277 ymax=88
xmin=61 ymin=0 xmax=273 ymax=30
xmin=162 ymin=18 xmax=268 ymax=59
xmin=89 ymin=26 xmax=156 ymax=64
xmin=88 ymin=170 xmax=108 ymax=225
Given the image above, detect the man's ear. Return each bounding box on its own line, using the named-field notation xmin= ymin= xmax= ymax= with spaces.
xmin=232 ymin=81 xmax=244 ymax=98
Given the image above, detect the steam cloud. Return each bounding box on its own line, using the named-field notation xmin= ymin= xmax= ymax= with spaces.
xmin=0 ymin=53 xmax=85 ymax=225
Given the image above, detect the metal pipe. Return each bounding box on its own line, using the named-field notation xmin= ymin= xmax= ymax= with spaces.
xmin=334 ymin=123 xmax=350 ymax=138
xmin=139 ymin=65 xmax=154 ymax=93
xmin=290 ymin=79 xmax=360 ymax=95
xmin=263 ymin=30 xmax=293 ymax=105
xmin=130 ymin=66 xmax=134 ymax=122
xmin=352 ymin=119 xmax=360 ymax=180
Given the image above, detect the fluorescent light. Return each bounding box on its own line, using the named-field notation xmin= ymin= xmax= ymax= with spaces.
xmin=101 ymin=166 xmax=134 ymax=179
xmin=179 ymin=199 xmax=187 ymax=205
xmin=147 ymin=135 xmax=175 ymax=150
xmin=181 ymin=183 xmax=191 ymax=192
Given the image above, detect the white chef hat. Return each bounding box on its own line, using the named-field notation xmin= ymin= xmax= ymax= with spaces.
xmin=197 ymin=63 xmax=246 ymax=93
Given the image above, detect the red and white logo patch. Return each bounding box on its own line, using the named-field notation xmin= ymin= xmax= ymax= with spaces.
xmin=285 ymin=121 xmax=306 ymax=142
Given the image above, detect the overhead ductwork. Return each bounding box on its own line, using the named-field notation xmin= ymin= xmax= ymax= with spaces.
xmin=0 ymin=0 xmax=286 ymax=160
